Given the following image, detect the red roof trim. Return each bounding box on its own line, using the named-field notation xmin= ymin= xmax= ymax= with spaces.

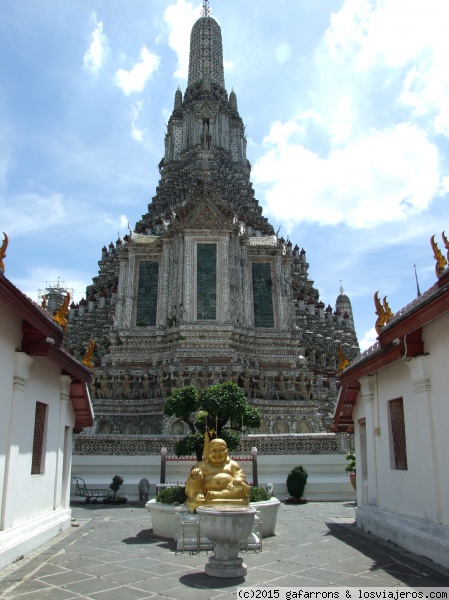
xmin=1 ymin=272 xmax=94 ymax=429
xmin=0 ymin=273 xmax=63 ymax=344
xmin=71 ymin=381 xmax=94 ymax=429
xmin=333 ymin=282 xmax=449 ymax=431
xmin=378 ymin=286 xmax=449 ymax=347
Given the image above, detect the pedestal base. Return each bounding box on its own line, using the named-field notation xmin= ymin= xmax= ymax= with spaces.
xmin=197 ymin=505 xmax=256 ymax=579
xmin=205 ymin=551 xmax=247 ymax=578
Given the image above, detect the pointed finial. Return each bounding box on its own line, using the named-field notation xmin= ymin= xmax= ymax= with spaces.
xmin=82 ymin=339 xmax=95 ymax=370
xmin=337 ymin=343 xmax=349 ymax=376
xmin=414 ymin=264 xmax=422 ymax=297
xmin=0 ymin=232 xmax=8 ymax=274
xmin=201 ymin=0 xmax=211 ymax=17
xmin=339 ymin=280 xmax=344 ymax=295
xmin=430 ymin=234 xmax=447 ymax=279
xmin=374 ymin=291 xmax=393 ymax=334
xmin=53 ymin=292 xmax=70 ymax=333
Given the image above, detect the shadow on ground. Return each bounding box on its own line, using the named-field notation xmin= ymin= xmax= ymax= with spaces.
xmin=325 ymin=521 xmax=449 ymax=586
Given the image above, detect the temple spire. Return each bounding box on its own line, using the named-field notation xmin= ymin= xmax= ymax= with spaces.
xmin=187 ymin=2 xmax=225 ymax=90
xmin=201 ymin=0 xmax=212 ymax=17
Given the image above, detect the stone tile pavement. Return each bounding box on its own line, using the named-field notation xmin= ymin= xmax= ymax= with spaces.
xmin=1 ymin=501 xmax=448 ymax=599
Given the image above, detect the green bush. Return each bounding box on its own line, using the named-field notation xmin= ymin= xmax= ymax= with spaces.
xmin=249 ymin=486 xmax=272 ymax=502
xmin=109 ymin=475 xmax=124 ymax=500
xmin=286 ymin=466 xmax=308 ymax=499
xmin=156 ymin=485 xmax=187 ymax=504
xmin=345 ymin=453 xmax=356 ymax=473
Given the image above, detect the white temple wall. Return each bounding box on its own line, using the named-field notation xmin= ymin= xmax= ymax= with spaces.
xmin=353 ymin=308 xmax=449 ymax=569
xmin=71 ymin=453 xmax=354 ymax=502
xmin=423 ymin=311 xmax=449 ymax=524
xmin=0 ymin=302 xmax=75 ymax=569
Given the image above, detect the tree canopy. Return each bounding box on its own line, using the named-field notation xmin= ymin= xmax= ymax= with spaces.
xmin=164 ymin=382 xmax=261 ymax=460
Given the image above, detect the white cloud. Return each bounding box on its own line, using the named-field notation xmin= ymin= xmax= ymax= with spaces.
xmin=0 ymin=193 xmax=68 ymax=236
xmin=276 ymin=43 xmax=291 ymax=63
xmin=359 ymin=327 xmax=377 ymax=352
xmin=119 ymin=215 xmax=129 ymax=229
xmin=131 ymin=101 xmax=145 ymax=141
xmin=323 ymin=0 xmax=449 ymax=137
xmin=252 ymin=122 xmax=441 ymax=229
xmin=164 ymin=0 xmax=199 ymax=79
xmin=83 ymin=12 xmax=108 ymax=73
xmin=116 ymin=47 xmax=160 ymax=95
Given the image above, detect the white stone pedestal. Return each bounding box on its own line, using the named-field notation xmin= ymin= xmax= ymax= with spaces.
xmin=196 ymin=505 xmax=256 ymax=578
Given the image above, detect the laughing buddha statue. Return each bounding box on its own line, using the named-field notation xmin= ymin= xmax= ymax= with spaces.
xmin=185 ymin=435 xmax=250 ymax=512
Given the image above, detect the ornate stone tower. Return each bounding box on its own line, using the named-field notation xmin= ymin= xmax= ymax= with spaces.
xmin=66 ymin=3 xmax=359 ymax=452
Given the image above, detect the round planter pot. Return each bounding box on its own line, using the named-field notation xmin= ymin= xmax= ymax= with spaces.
xmin=349 ymin=473 xmax=357 ymax=491
xmin=250 ymin=497 xmax=281 ymax=537
xmin=145 ymin=499 xmax=188 ymax=538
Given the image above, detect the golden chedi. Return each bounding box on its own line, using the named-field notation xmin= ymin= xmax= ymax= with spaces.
xmin=185 ymin=435 xmax=250 ymax=512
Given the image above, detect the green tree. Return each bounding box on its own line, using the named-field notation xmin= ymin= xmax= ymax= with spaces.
xmin=164 ymin=382 xmax=261 ymax=460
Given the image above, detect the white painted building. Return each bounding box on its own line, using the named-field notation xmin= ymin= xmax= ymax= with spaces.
xmin=0 ymin=267 xmax=94 ymax=570
xmin=333 ymin=256 xmax=449 ymax=570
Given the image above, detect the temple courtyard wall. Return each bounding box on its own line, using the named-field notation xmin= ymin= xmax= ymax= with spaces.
xmin=71 ymin=433 xmax=355 ymax=502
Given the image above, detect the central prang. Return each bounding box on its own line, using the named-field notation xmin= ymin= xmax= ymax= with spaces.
xmin=185 ymin=437 xmax=250 ymax=512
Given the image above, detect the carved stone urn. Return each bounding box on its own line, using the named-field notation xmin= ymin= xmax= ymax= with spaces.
xmin=196 ymin=504 xmax=256 ymax=578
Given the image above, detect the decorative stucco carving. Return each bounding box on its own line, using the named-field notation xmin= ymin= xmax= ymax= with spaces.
xmin=13 ymin=352 xmax=34 ymax=392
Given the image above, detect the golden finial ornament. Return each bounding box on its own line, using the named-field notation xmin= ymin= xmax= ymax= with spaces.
xmin=337 ymin=343 xmax=349 ymax=376
xmin=442 ymin=231 xmax=449 ymax=263
xmin=53 ymin=292 xmax=70 ymax=333
xmin=41 ymin=295 xmax=47 ymax=310
xmin=383 ymin=296 xmax=393 ymax=321
xmin=374 ymin=291 xmax=393 ymax=334
xmin=82 ymin=339 xmax=95 ymax=370
xmin=0 ymin=232 xmax=9 ymax=274
xmin=430 ymin=234 xmax=447 ymax=279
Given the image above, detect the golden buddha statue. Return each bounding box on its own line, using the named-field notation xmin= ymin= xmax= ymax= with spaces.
xmin=185 ymin=435 xmax=250 ymax=512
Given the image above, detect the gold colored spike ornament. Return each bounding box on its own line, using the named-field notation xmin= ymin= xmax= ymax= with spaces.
xmin=374 ymin=291 xmax=393 ymax=334
xmin=430 ymin=234 xmax=447 ymax=279
xmin=337 ymin=343 xmax=349 ymax=376
xmin=82 ymin=339 xmax=95 ymax=370
xmin=53 ymin=292 xmax=70 ymax=333
xmin=442 ymin=231 xmax=449 ymax=262
xmin=0 ymin=232 xmax=8 ymax=274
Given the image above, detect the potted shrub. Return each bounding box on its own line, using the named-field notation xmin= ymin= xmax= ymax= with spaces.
xmin=103 ymin=475 xmax=128 ymax=504
xmin=345 ymin=453 xmax=356 ymax=491
xmin=146 ymin=483 xmax=282 ymax=539
xmin=285 ymin=466 xmax=308 ymax=504
xmin=249 ymin=486 xmax=281 ymax=537
xmin=156 ymin=486 xmax=187 ymax=504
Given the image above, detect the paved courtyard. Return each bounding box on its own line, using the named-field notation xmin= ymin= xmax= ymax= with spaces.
xmin=1 ymin=501 xmax=448 ymax=599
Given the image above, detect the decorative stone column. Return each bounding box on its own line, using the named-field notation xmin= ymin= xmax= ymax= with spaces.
xmin=359 ymin=374 xmax=379 ymax=506
xmin=60 ymin=375 xmax=72 ymax=404
xmin=2 ymin=353 xmax=34 ymax=528
xmin=54 ymin=375 xmax=73 ymax=509
xmin=406 ymin=355 xmax=441 ymax=522
xmin=13 ymin=351 xmax=34 ymax=391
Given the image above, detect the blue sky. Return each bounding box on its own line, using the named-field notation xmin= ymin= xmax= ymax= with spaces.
xmin=1 ymin=0 xmax=448 ymax=350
